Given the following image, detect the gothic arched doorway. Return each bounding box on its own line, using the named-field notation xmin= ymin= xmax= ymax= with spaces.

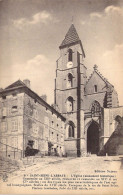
xmin=87 ymin=121 xmax=99 ymax=154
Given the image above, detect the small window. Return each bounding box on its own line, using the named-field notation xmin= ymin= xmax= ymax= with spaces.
xmin=12 ymin=120 xmax=18 ymax=131
xmin=68 ymin=49 xmax=73 ymax=62
xmin=67 ymin=96 xmax=74 ymax=112
xmin=57 ymin=134 xmax=59 ymax=142
xmin=0 ymin=138 xmax=7 ymax=151
xmin=11 ymin=106 xmax=18 ymax=112
xmin=51 ymin=121 xmax=54 ymax=127
xmin=2 ymin=107 xmax=7 ymax=117
xmin=33 ymin=126 xmax=38 ymax=134
xmin=68 ymin=125 xmax=74 ymax=138
xmin=94 ymin=85 xmax=97 ymax=92
xmin=34 ymin=110 xmax=38 ymax=119
xmin=11 ymin=137 xmax=18 ymax=150
xmin=67 ymin=73 xmax=73 ymax=88
xmin=1 ymin=122 xmax=7 ymax=132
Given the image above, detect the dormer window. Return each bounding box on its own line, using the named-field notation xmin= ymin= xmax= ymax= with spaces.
xmin=68 ymin=49 xmax=73 ymax=62
xmin=94 ymin=85 xmax=97 ymax=93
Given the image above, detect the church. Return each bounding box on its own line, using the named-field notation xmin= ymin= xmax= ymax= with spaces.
xmin=0 ymin=24 xmax=123 ymax=159
xmin=54 ymin=24 xmax=123 ymax=157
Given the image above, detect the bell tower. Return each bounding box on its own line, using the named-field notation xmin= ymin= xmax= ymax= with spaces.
xmin=54 ymin=24 xmax=87 ymax=156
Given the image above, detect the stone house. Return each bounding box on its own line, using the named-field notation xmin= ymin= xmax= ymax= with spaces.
xmin=0 ymin=79 xmax=65 ymax=158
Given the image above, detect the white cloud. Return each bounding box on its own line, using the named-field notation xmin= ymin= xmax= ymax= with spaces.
xmin=81 ymin=21 xmax=86 ymax=25
xmin=0 ymin=54 xmax=55 ymax=104
xmin=103 ymin=44 xmax=123 ymax=63
xmin=88 ymin=5 xmax=123 ymax=22
xmin=13 ymin=11 xmax=55 ymax=29
xmin=105 ymin=5 xmax=122 ymax=15
xmin=98 ymin=44 xmax=123 ymax=105
xmin=90 ymin=12 xmax=102 ymax=19
xmin=31 ymin=11 xmax=52 ymax=24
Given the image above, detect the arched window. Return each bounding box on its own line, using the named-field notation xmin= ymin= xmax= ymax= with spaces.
xmin=94 ymin=85 xmax=97 ymax=92
xmin=68 ymin=125 xmax=74 ymax=137
xmin=91 ymin=101 xmax=101 ymax=117
xmin=68 ymin=49 xmax=73 ymax=62
xmin=67 ymin=73 xmax=73 ymax=88
xmin=66 ymin=96 xmax=74 ymax=112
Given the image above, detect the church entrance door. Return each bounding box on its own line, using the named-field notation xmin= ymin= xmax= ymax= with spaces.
xmin=87 ymin=121 xmax=99 ymax=154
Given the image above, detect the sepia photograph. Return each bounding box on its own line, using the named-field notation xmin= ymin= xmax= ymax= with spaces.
xmin=0 ymin=0 xmax=123 ymax=194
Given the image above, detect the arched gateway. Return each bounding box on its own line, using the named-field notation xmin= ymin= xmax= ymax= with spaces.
xmin=87 ymin=121 xmax=99 ymax=154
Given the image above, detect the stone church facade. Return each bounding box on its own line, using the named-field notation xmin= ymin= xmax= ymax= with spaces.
xmin=0 ymin=24 xmax=123 ymax=159
xmin=54 ymin=24 xmax=123 ymax=157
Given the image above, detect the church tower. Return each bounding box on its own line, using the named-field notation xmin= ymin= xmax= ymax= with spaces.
xmin=54 ymin=24 xmax=86 ymax=156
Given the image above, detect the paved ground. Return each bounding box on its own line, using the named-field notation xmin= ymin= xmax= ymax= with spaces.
xmin=0 ymin=156 xmax=123 ymax=194
xmin=3 ymin=155 xmax=122 ymax=180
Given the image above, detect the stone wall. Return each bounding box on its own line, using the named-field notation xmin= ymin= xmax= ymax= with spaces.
xmin=23 ymin=93 xmax=65 ymax=156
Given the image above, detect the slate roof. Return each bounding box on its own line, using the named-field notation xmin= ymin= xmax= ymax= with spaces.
xmin=5 ymin=79 xmax=25 ymax=89
xmin=59 ymin=24 xmax=85 ymax=57
xmin=60 ymin=24 xmax=80 ymax=48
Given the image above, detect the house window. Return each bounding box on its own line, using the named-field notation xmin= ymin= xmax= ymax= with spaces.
xmin=33 ymin=125 xmax=38 ymax=134
xmin=2 ymin=107 xmax=7 ymax=117
xmin=61 ymin=135 xmax=64 ymax=143
xmin=1 ymin=122 xmax=7 ymax=132
xmin=68 ymin=125 xmax=74 ymax=138
xmin=94 ymin=85 xmax=97 ymax=92
xmin=11 ymin=106 xmax=18 ymax=112
xmin=51 ymin=132 xmax=54 ymax=140
xmin=44 ymin=116 xmax=49 ymax=139
xmin=51 ymin=121 xmax=54 ymax=127
xmin=35 ymin=110 xmax=38 ymax=119
xmin=68 ymin=49 xmax=73 ymax=61
xmin=67 ymin=73 xmax=73 ymax=88
xmin=11 ymin=137 xmax=18 ymax=150
xmin=0 ymin=138 xmax=7 ymax=151
xmin=12 ymin=120 xmax=18 ymax=131
xmin=67 ymin=96 xmax=74 ymax=112
xmin=57 ymin=134 xmax=59 ymax=142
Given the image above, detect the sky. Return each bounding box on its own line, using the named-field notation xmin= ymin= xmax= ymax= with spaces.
xmin=0 ymin=0 xmax=123 ymax=105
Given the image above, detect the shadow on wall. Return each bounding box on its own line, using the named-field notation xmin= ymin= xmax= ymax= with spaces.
xmin=25 ymin=140 xmax=39 ymax=157
xmin=99 ymin=115 xmax=123 ymax=156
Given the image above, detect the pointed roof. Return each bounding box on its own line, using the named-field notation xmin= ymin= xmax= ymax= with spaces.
xmin=5 ymin=79 xmax=26 ymax=89
xmin=86 ymin=65 xmax=114 ymax=88
xmin=59 ymin=24 xmax=85 ymax=57
xmin=60 ymin=24 xmax=80 ymax=48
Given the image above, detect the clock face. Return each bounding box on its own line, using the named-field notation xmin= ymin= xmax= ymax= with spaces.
xmin=67 ymin=61 xmax=73 ymax=68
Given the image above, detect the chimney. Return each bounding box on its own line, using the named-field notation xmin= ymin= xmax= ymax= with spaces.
xmin=23 ymin=79 xmax=30 ymax=88
xmin=40 ymin=94 xmax=47 ymax=102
